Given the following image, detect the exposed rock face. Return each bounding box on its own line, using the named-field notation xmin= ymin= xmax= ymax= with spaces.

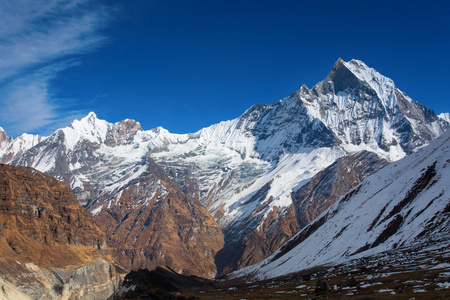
xmin=104 ymin=118 xmax=143 ymax=147
xmin=0 ymin=258 xmax=121 ymax=300
xmin=216 ymin=203 xmax=299 ymax=275
xmin=61 ymin=258 xmax=121 ymax=300
xmin=0 ymin=164 xmax=106 ymax=263
xmin=93 ymin=158 xmax=224 ymax=279
xmin=293 ymin=151 xmax=388 ymax=228
xmin=0 ymin=164 xmax=120 ymax=298
xmin=0 ymin=128 xmax=11 ymax=145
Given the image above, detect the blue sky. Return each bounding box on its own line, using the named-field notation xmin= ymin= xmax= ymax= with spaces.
xmin=0 ymin=0 xmax=449 ymax=137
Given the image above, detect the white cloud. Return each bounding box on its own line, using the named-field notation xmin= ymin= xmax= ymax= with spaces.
xmin=0 ymin=62 xmax=85 ymax=136
xmin=0 ymin=75 xmax=56 ymax=136
xmin=0 ymin=0 xmax=110 ymax=137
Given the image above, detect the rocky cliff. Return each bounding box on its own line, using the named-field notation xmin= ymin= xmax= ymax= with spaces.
xmin=0 ymin=164 xmax=120 ymax=299
xmin=92 ymin=157 xmax=224 ymax=279
xmin=293 ymin=150 xmax=388 ymax=228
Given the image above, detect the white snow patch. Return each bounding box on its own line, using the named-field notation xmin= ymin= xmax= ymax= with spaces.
xmin=91 ymin=205 xmax=103 ymax=216
xmin=438 ymin=112 xmax=450 ymax=124
xmin=437 ymin=282 xmax=450 ymax=289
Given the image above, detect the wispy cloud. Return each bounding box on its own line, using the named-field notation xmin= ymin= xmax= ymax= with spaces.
xmin=0 ymin=0 xmax=110 ymax=137
xmin=0 ymin=61 xmax=87 ymax=136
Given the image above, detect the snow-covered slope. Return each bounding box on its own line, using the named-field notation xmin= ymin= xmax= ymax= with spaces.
xmin=439 ymin=112 xmax=450 ymax=124
xmin=234 ymin=129 xmax=450 ymax=280
xmin=0 ymin=59 xmax=447 ymax=275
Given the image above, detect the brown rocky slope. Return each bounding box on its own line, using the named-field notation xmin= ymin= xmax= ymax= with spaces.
xmin=293 ymin=150 xmax=388 ymax=228
xmin=0 ymin=164 xmax=120 ymax=299
xmin=92 ymin=157 xmax=225 ymax=279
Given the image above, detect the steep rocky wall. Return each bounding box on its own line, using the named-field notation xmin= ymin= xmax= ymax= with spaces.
xmin=93 ymin=161 xmax=224 ymax=279
xmin=0 ymin=164 xmax=122 ymax=298
xmin=0 ymin=258 xmax=121 ymax=299
xmin=293 ymin=151 xmax=388 ymax=228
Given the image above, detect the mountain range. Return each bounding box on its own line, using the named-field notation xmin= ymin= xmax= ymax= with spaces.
xmin=0 ymin=58 xmax=448 ymax=283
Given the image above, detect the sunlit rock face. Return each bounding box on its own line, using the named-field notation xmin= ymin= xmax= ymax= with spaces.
xmin=0 ymin=164 xmax=106 ymax=259
xmin=93 ymin=157 xmax=225 ymax=279
xmin=0 ymin=164 xmax=119 ymax=299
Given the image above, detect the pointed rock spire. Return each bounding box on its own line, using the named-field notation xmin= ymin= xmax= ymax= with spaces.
xmin=320 ymin=58 xmax=363 ymax=93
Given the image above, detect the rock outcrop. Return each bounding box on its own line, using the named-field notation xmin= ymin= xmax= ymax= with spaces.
xmin=93 ymin=158 xmax=225 ymax=279
xmin=293 ymin=151 xmax=388 ymax=228
xmin=216 ymin=203 xmax=299 ymax=275
xmin=0 ymin=128 xmax=12 ymax=146
xmin=0 ymin=164 xmax=120 ymax=299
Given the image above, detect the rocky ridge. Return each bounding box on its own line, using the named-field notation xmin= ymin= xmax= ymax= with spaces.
xmin=293 ymin=150 xmax=388 ymax=228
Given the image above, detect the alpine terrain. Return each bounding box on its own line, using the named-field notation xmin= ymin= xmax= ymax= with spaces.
xmin=227 ymin=124 xmax=450 ymax=296
xmin=0 ymin=59 xmax=448 ymax=281
xmin=111 ymin=129 xmax=450 ymax=299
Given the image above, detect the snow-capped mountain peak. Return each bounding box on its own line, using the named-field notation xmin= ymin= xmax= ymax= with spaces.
xmin=1 ymin=59 xmax=447 ymax=277
xmin=57 ymin=112 xmax=145 ymax=150
xmin=297 ymin=58 xmax=448 ymax=161
xmin=343 ymin=59 xmax=398 ymax=108
xmin=0 ymin=130 xmax=44 ymax=164
xmin=317 ymin=58 xmax=398 ymax=111
xmin=0 ymin=127 xmax=11 ymax=147
xmin=64 ymin=112 xmax=109 ymax=147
